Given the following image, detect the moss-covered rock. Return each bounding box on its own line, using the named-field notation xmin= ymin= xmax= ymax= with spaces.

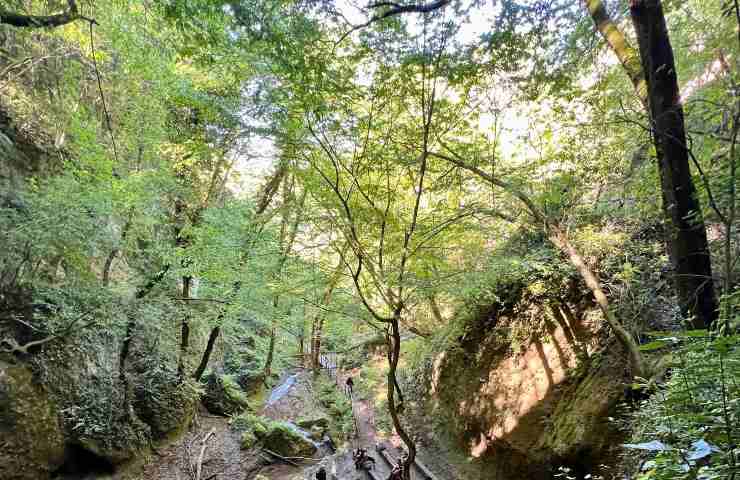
xmin=296 ymin=416 xmax=330 ymax=430
xmin=407 ymin=294 xmax=629 ymax=480
xmin=202 ymin=373 xmax=250 ymax=416
xmin=33 ymin=328 xmax=151 ymax=465
xmin=235 ymin=370 xmax=265 ymax=395
xmin=240 ymin=431 xmax=257 ymax=449
xmin=133 ymin=370 xmax=198 ymax=439
xmin=0 ymin=360 xmax=65 ymax=480
xmin=262 ymin=422 xmax=317 ymax=458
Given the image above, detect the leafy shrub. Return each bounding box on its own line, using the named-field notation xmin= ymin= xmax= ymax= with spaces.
xmin=623 ymin=333 xmax=740 ymax=479
xmin=231 ymin=412 xmax=270 ymax=435
xmin=315 ymin=376 xmax=354 ymax=439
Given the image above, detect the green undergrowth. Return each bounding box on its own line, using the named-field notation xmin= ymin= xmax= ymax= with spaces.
xmin=620 ymin=333 xmax=740 ymax=480
xmin=230 ymin=412 xmax=272 ymax=449
xmin=314 ymin=376 xmax=354 ymax=440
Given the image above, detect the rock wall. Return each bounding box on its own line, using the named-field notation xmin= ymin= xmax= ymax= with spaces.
xmin=0 ymin=361 xmax=65 ymax=480
xmin=0 ymin=106 xmax=55 ymax=195
xmin=0 ymin=106 xmax=204 ymax=479
xmin=0 ymin=305 xmax=199 ymax=479
xmin=410 ymin=296 xmax=630 ymax=479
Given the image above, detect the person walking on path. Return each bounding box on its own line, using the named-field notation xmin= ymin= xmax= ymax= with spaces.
xmin=345 ymin=375 xmax=354 ymax=398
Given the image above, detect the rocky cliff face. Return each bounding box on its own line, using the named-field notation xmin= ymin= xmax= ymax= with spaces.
xmin=0 ymin=271 xmax=198 ymax=479
xmin=409 ymin=294 xmax=630 ymax=479
xmin=0 ymin=305 xmax=199 ymax=479
xmin=0 ymin=360 xmax=66 ymax=480
xmin=0 ymin=106 xmax=55 ymax=194
xmin=0 ymin=109 xmax=201 ymax=478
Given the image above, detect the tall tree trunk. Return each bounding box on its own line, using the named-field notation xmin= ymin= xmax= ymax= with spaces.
xmin=583 ymin=0 xmax=647 ymax=103
xmin=193 ymin=326 xmax=220 ymax=382
xmin=630 ymin=0 xmax=718 ymax=329
xmin=388 ymin=315 xmax=415 ymax=479
xmin=310 ymin=252 xmax=346 ymax=371
xmin=177 ymin=276 xmax=192 ymax=379
xmin=264 ymin=325 xmax=276 ymax=379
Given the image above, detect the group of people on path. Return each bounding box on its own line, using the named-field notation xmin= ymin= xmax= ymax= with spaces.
xmin=313 ymin=374 xmax=409 ymax=480
xmin=314 ymin=450 xmax=407 ymax=480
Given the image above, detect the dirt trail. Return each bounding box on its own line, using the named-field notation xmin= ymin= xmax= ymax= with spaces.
xmin=132 ymin=407 xmax=262 ymax=480
xmin=112 ymin=367 xmax=416 ymax=480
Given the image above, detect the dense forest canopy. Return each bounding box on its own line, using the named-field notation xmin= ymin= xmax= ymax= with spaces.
xmin=0 ymin=1 xmax=738 ymax=479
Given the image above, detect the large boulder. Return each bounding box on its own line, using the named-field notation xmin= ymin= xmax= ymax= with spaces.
xmin=202 ymin=373 xmax=250 ymax=416
xmin=134 ymin=368 xmax=198 ymax=439
xmin=0 ymin=360 xmax=65 ymax=480
xmin=35 ymin=330 xmax=151 ymax=465
xmin=262 ymin=422 xmax=317 ymax=458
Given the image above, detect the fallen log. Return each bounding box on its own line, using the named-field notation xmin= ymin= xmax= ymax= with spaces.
xmin=260 ymin=448 xmax=302 ymax=466
xmin=194 ymin=428 xmax=216 ymax=480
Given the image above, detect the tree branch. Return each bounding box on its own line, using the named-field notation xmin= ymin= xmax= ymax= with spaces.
xmin=336 ymin=0 xmax=452 ymax=44
xmin=0 ymin=1 xmax=95 ymax=28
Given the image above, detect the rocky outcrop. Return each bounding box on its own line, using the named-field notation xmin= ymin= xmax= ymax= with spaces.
xmin=0 ymin=106 xmax=56 ymax=194
xmin=410 ymin=295 xmax=630 ymax=480
xmin=202 ymin=373 xmax=250 ymax=416
xmin=0 ymin=360 xmax=65 ymax=480
xmin=0 ymin=302 xmax=200 ymax=476
xmin=134 ymin=368 xmax=198 ymax=440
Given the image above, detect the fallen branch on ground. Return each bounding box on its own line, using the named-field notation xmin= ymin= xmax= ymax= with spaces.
xmin=194 ymin=428 xmax=216 ymax=480
xmin=260 ymin=448 xmax=319 ymax=466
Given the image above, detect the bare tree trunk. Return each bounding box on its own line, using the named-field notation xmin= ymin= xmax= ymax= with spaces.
xmin=548 ymin=227 xmax=644 ymax=375
xmin=177 ymin=276 xmax=192 ymax=379
xmin=193 ymin=326 xmax=220 ymax=382
xmin=387 ymin=316 xmax=415 ymax=479
xmin=264 ymin=326 xmax=276 ymax=379
xmin=310 ymin=253 xmax=346 ymax=371
xmin=583 ymin=0 xmax=647 ymax=103
xmin=630 ymin=0 xmax=718 ymax=329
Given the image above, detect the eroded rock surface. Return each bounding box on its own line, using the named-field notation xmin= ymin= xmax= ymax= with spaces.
xmin=0 ymin=361 xmax=65 ymax=480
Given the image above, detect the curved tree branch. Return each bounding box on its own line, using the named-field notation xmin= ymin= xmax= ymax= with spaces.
xmin=0 ymin=0 xmax=94 ymax=28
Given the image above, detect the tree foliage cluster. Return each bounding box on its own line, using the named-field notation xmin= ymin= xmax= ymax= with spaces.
xmin=1 ymin=0 xmax=739 ymax=477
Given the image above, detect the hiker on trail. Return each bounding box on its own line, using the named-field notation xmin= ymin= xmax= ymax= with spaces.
xmin=316 ymin=467 xmax=327 ymax=480
xmin=326 ymin=435 xmax=336 ymax=453
xmin=345 ymin=376 xmax=354 ymax=397
xmin=388 ymin=463 xmax=403 ymax=480
xmin=353 ymin=447 xmax=375 ymax=470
